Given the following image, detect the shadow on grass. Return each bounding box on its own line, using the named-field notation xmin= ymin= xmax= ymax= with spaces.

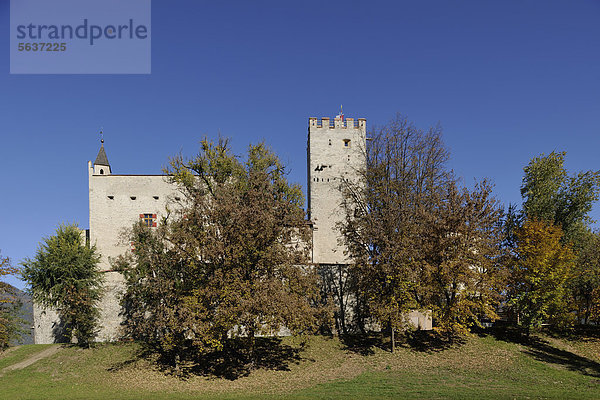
xmin=109 ymin=337 xmax=303 ymax=381
xmin=490 ymin=326 xmax=600 ymax=378
xmin=186 ymin=337 xmax=303 ymax=380
xmin=340 ymin=330 xmax=465 ymax=355
xmin=340 ymin=334 xmax=386 ymax=356
xmin=545 ymin=325 xmax=600 ymax=343
xmin=404 ymin=330 xmax=465 ymax=352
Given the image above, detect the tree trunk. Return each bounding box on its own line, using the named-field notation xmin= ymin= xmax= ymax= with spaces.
xmin=248 ymin=328 xmax=256 ymax=368
xmin=338 ymin=265 xmax=347 ymax=334
xmin=585 ymin=297 xmax=590 ymax=325
xmin=174 ymin=353 xmax=180 ymax=373
xmin=390 ymin=317 xmax=395 ymax=353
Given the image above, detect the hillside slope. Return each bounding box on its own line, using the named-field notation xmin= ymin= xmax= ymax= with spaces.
xmin=1 ymin=331 xmax=600 ymax=399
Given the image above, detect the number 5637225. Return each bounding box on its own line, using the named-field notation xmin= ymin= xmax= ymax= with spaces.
xmin=18 ymin=43 xmax=66 ymax=51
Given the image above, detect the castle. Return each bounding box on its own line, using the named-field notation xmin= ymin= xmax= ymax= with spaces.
xmin=33 ymin=113 xmax=385 ymax=343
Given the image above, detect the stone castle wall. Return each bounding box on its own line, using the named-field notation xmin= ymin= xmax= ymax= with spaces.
xmin=89 ymin=169 xmax=180 ymax=341
xmin=33 ymin=115 xmax=430 ymax=344
xmin=33 ymin=165 xmax=181 ymax=343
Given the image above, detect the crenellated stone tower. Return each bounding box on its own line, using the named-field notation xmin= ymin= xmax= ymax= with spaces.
xmin=307 ymin=114 xmax=366 ymax=265
xmin=307 ymin=112 xmax=367 ymax=333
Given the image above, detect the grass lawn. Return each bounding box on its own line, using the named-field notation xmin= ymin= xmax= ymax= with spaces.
xmin=1 ymin=330 xmax=600 ymax=399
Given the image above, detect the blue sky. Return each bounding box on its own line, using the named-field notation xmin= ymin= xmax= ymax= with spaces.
xmin=1 ymin=0 xmax=599 ymax=289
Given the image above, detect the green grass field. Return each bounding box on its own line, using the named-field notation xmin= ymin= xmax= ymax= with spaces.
xmin=2 ymin=330 xmax=600 ymax=399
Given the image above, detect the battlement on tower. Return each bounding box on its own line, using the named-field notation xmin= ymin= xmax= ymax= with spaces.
xmin=309 ymin=117 xmax=366 ymax=130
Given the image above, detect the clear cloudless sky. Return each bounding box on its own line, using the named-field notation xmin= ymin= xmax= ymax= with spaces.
xmin=1 ymin=0 xmax=599 ymax=289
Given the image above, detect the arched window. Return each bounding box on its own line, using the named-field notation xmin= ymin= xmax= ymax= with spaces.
xmin=100 ymin=169 xmax=104 ymax=175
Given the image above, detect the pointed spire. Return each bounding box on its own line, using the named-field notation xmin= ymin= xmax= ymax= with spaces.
xmin=94 ymin=129 xmax=110 ymax=166
xmin=94 ymin=145 xmax=110 ymax=166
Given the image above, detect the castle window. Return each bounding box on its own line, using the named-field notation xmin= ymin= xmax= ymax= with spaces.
xmin=107 ymin=195 xmax=114 ymax=200
xmin=140 ymin=213 xmax=157 ymax=228
xmin=343 ymin=139 xmax=351 ymax=147
xmin=130 ymin=196 xmax=136 ymax=200
xmin=328 ymin=139 xmax=331 ymax=146
xmin=153 ymin=196 xmax=159 ymax=200
xmin=100 ymin=169 xmax=104 ymax=175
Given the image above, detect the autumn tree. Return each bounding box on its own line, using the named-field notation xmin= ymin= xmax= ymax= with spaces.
xmin=508 ymin=219 xmax=575 ymax=331
xmin=118 ymin=139 xmax=322 ymax=366
xmin=0 ymin=252 xmax=22 ymax=349
xmin=419 ymin=180 xmax=506 ymax=335
xmin=22 ymin=224 xmax=103 ymax=346
xmin=341 ymin=114 xmax=507 ymax=344
xmin=340 ymin=114 xmax=453 ymax=348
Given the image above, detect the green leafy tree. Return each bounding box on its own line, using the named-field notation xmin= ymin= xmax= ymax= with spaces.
xmin=22 ymin=224 xmax=103 ymax=347
xmin=501 ymin=203 xmax=522 ymax=249
xmin=518 ymin=151 xmax=600 ymax=326
xmin=118 ymin=138 xmax=323 ymax=366
xmin=0 ymin=252 xmax=22 ymax=349
xmin=508 ymin=219 xmax=575 ymax=331
xmin=570 ymin=230 xmax=600 ymax=324
xmin=521 ymin=151 xmax=600 ymax=243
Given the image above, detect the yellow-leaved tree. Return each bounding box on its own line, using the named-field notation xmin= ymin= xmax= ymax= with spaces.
xmin=508 ymin=219 xmax=575 ymax=331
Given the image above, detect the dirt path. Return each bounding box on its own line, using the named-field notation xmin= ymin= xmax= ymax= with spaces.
xmin=0 ymin=345 xmax=60 ymax=376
